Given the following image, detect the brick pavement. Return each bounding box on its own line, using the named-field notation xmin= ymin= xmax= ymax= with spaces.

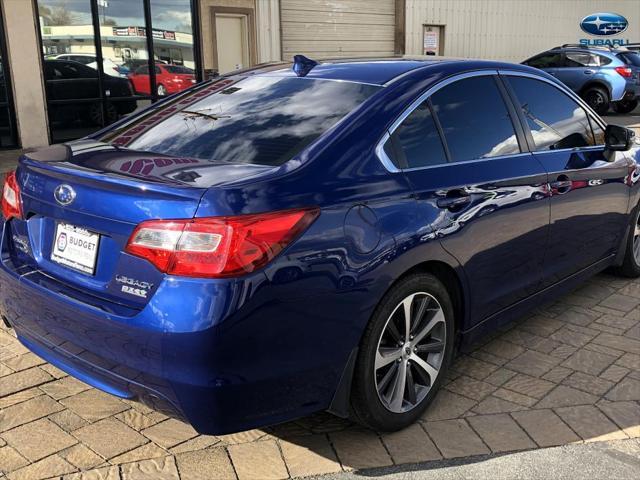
xmin=0 ymin=272 xmax=639 ymax=480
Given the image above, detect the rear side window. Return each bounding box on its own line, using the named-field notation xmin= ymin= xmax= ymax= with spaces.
xmin=564 ymin=52 xmax=598 ymax=67
xmin=386 ymin=102 xmax=447 ymax=169
xmin=430 ymin=76 xmax=521 ymax=162
xmin=507 ymin=77 xmax=595 ymax=151
xmin=525 ymin=53 xmax=563 ymax=68
xmin=165 ymin=65 xmax=193 ymax=74
xmin=123 ymin=77 xmax=380 ymax=166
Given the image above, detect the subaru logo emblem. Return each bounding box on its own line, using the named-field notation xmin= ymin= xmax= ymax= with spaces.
xmin=54 ymin=184 xmax=76 ymax=206
xmin=580 ymin=12 xmax=628 ymax=36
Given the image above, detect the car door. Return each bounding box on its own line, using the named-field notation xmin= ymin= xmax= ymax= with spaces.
xmin=380 ymin=73 xmax=550 ymax=322
xmin=554 ymin=51 xmax=600 ymax=91
xmin=503 ymin=74 xmax=632 ymax=286
xmin=132 ymin=65 xmax=150 ymax=95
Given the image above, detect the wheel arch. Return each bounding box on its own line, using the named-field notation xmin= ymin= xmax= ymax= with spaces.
xmin=327 ymin=259 xmax=467 ymax=418
xmin=579 ymin=80 xmax=611 ymax=100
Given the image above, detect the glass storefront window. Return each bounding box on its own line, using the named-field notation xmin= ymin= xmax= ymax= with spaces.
xmin=38 ymin=0 xmax=101 ymax=142
xmin=150 ymin=0 xmax=196 ymax=97
xmin=36 ymin=0 xmax=200 ymax=144
xmin=98 ymin=0 xmax=151 ymax=117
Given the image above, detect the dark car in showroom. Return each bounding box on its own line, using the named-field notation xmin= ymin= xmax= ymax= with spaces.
xmin=43 ymin=59 xmax=138 ymax=126
xmin=0 ymin=56 xmax=638 ymax=434
xmin=522 ymin=45 xmax=640 ymax=114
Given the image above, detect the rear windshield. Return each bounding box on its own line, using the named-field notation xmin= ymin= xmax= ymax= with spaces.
xmin=122 ymin=76 xmax=380 ymax=166
xmin=164 ymin=65 xmax=193 ymax=74
xmin=617 ymin=52 xmax=640 ymax=66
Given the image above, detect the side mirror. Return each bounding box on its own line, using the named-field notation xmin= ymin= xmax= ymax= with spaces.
xmin=605 ymin=124 xmax=635 ymax=151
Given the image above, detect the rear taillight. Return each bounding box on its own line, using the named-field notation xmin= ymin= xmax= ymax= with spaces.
xmin=615 ymin=66 xmax=633 ymax=78
xmin=1 ymin=171 xmax=22 ymax=220
xmin=125 ymin=207 xmax=319 ymax=277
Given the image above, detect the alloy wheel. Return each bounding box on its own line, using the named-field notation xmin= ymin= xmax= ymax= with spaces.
xmin=374 ymin=292 xmax=446 ymax=413
xmin=586 ymin=91 xmax=605 ymax=109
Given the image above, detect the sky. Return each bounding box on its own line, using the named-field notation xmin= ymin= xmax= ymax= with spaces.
xmin=38 ymin=0 xmax=193 ymax=33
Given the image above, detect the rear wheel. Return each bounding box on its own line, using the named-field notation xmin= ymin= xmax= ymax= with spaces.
xmin=350 ymin=273 xmax=455 ymax=431
xmin=612 ymin=99 xmax=639 ymax=114
xmin=614 ymin=206 xmax=640 ymax=278
xmin=582 ymin=86 xmax=610 ymax=115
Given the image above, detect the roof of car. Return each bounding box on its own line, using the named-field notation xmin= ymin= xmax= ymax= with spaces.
xmin=246 ymin=57 xmax=527 ymax=86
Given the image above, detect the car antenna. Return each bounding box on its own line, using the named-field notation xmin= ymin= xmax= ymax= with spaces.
xmin=292 ymin=55 xmax=318 ymax=77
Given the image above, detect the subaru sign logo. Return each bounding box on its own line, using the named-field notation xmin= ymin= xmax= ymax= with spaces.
xmin=54 ymin=184 xmax=76 ymax=206
xmin=580 ymin=12 xmax=628 ymax=36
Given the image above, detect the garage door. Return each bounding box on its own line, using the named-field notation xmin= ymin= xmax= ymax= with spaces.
xmin=281 ymin=0 xmax=396 ymax=60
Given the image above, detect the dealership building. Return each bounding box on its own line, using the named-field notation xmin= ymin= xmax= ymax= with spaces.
xmin=0 ymin=0 xmax=638 ymax=149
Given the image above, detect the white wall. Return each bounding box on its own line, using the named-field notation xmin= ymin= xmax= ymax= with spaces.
xmin=405 ymin=0 xmax=640 ymax=62
xmin=2 ymin=0 xmax=49 ymax=148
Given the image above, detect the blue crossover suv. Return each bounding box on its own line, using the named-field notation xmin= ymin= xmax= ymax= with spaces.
xmin=1 ymin=57 xmax=639 ymax=434
xmin=523 ymin=45 xmax=640 ymax=115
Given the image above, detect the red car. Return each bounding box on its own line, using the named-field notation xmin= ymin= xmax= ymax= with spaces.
xmin=128 ymin=64 xmax=196 ymax=96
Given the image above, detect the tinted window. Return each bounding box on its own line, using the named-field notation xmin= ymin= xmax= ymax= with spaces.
xmin=564 ymin=52 xmax=598 ymax=67
xmin=507 ymin=77 xmax=595 ymax=151
xmin=123 ymin=77 xmax=380 ymax=166
xmin=387 ymin=102 xmax=447 ymax=169
xmin=430 ymin=76 xmax=520 ymax=162
xmin=598 ymin=55 xmax=612 ymax=66
xmin=136 ymin=66 xmax=149 ymax=75
xmin=526 ymin=53 xmax=563 ymax=68
xmin=617 ymin=52 xmax=640 ymax=67
xmin=165 ymin=65 xmax=193 ymax=74
xmin=589 ymin=117 xmax=606 ymax=145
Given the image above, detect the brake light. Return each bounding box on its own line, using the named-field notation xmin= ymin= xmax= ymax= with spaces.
xmin=1 ymin=171 xmax=23 ymax=220
xmin=125 ymin=207 xmax=319 ymax=277
xmin=615 ymin=66 xmax=633 ymax=78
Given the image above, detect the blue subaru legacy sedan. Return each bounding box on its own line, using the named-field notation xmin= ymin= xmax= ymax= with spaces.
xmin=1 ymin=57 xmax=638 ymax=434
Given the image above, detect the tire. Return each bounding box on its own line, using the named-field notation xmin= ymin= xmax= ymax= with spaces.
xmin=582 ymin=86 xmax=610 ymax=115
xmin=88 ymin=102 xmax=118 ymax=126
xmin=157 ymin=84 xmax=168 ymax=96
xmin=613 ymin=205 xmax=640 ymax=278
xmin=350 ymin=273 xmax=455 ymax=431
xmin=612 ymin=99 xmax=639 ymax=114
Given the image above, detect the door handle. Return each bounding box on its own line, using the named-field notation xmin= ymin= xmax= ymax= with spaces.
xmin=436 ymin=194 xmax=471 ymax=209
xmin=583 ymin=70 xmax=595 ymax=75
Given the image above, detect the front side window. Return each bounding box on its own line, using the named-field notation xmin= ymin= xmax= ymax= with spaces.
xmin=525 ymin=53 xmax=563 ymax=68
xmin=386 ymin=102 xmax=447 ymax=169
xmin=507 ymin=77 xmax=596 ymax=151
xmin=118 ymin=77 xmax=380 ymax=166
xmin=430 ymin=76 xmax=521 ymax=162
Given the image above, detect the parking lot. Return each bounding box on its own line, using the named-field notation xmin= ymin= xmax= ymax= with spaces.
xmin=0 ymin=273 xmax=638 ymax=480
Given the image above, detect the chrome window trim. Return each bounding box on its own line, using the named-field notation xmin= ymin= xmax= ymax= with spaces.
xmin=376 ymin=69 xmax=534 ymax=173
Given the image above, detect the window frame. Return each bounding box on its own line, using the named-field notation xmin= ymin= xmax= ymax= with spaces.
xmin=376 ymin=69 xmax=609 ymax=173
xmin=376 ymin=70 xmax=529 ymax=173
xmin=499 ymin=71 xmax=607 ymax=154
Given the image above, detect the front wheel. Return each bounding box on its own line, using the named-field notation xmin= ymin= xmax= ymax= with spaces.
xmin=350 ymin=273 xmax=455 ymax=431
xmin=612 ymin=99 xmax=639 ymax=114
xmin=613 ymin=206 xmax=640 ymax=278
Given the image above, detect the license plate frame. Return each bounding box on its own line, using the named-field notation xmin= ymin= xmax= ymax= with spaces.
xmin=51 ymin=222 xmax=100 ymax=275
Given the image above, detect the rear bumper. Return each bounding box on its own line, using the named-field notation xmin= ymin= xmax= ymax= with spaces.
xmin=0 ymin=221 xmax=349 ymax=434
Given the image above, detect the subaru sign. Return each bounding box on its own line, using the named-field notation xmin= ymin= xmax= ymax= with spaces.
xmin=580 ymin=12 xmax=628 ymax=36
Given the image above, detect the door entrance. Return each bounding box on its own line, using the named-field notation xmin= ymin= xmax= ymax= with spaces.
xmin=215 ymin=14 xmax=249 ymax=74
